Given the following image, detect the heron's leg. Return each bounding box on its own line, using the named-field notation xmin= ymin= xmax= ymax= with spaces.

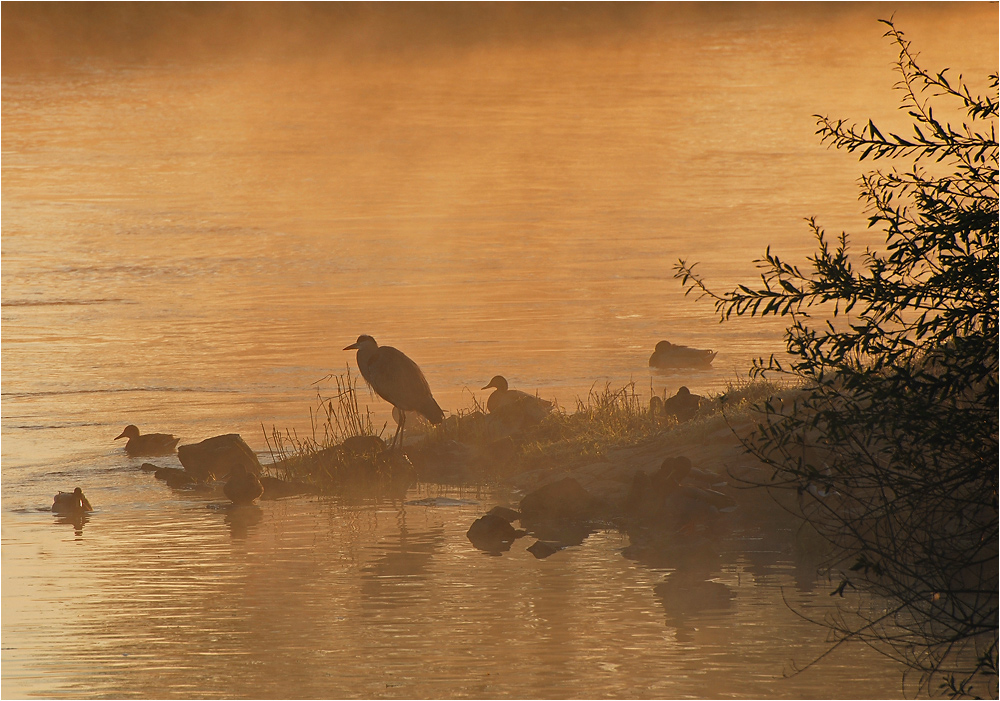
xmin=392 ymin=410 xmax=406 ymax=451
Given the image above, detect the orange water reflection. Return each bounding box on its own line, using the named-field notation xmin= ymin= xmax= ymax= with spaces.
xmin=3 ymin=3 xmax=996 ymax=697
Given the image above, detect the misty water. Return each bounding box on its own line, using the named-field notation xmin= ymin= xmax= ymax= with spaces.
xmin=3 ymin=4 xmax=996 ymax=699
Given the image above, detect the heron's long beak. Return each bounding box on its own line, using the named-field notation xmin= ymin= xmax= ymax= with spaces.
xmin=114 ymin=431 xmax=127 ymax=440
xmin=343 ymin=343 xmax=359 ymax=351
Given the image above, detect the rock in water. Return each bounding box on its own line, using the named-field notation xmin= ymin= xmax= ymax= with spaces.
xmin=526 ymin=540 xmax=563 ymax=559
xmin=486 ymin=505 xmax=521 ymax=523
xmin=178 ymin=434 xmax=260 ymax=482
xmin=519 ymin=477 xmax=603 ymax=520
xmin=467 ymin=513 xmax=518 ymax=553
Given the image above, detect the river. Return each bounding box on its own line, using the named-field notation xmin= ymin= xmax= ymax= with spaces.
xmin=2 ymin=3 xmax=996 ymax=698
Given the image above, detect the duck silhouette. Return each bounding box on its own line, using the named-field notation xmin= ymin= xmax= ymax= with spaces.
xmin=481 ymin=375 xmax=553 ymax=425
xmin=648 ymin=341 xmax=717 ymax=369
xmin=114 ymin=425 xmax=179 ymax=456
xmin=223 ymin=461 xmax=264 ymax=506
xmin=663 ymin=386 xmax=703 ymax=422
xmin=52 ymin=487 xmax=93 ymax=513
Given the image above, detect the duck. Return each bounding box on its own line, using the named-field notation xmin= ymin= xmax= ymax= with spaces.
xmin=648 ymin=341 xmax=717 ymax=369
xmin=663 ymin=386 xmax=703 ymax=422
xmin=114 ymin=425 xmax=179 ymax=456
xmin=52 ymin=487 xmax=93 ymax=513
xmin=481 ymin=375 xmax=553 ymax=425
xmin=223 ymin=461 xmax=264 ymax=506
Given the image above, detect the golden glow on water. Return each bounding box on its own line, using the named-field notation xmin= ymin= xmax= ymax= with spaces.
xmin=4 ymin=483 xmax=914 ymax=699
xmin=2 ymin=3 xmax=996 ymax=698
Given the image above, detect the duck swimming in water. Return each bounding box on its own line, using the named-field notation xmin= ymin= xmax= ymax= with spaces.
xmin=115 ymin=425 xmax=180 ymax=456
xmin=648 ymin=341 xmax=717 ymax=369
xmin=52 ymin=487 xmax=93 ymax=513
xmin=481 ymin=375 xmax=553 ymax=425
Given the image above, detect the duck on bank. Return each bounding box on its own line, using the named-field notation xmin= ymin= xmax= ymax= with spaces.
xmin=482 ymin=375 xmax=553 ymax=426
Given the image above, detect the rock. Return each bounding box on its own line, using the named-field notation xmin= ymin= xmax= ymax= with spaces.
xmin=467 ymin=513 xmax=518 ymax=554
xmin=154 ymin=466 xmax=196 ymax=488
xmin=342 ymin=435 xmax=385 ymax=455
xmin=686 ymin=486 xmax=736 ymax=511
xmin=259 ymin=476 xmax=317 ymax=499
xmin=178 ymin=434 xmax=260 ymax=482
xmin=688 ymin=466 xmax=725 ymax=486
xmin=656 ymin=456 xmax=693 ymax=487
xmin=486 ymin=505 xmax=521 ymax=523
xmin=139 ymin=462 xmax=159 ymax=472
xmin=624 ymin=455 xmax=736 ymax=530
xmin=526 ymin=540 xmax=563 ymax=559
xmin=519 ymin=477 xmax=604 ymax=520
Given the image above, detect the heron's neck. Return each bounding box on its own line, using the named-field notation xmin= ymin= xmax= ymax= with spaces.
xmin=356 ymin=344 xmax=377 ymax=374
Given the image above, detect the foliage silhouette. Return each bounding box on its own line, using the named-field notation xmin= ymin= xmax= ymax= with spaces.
xmin=676 ymin=20 xmax=997 ymax=698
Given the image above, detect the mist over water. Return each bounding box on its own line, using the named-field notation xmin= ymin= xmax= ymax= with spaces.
xmin=3 ymin=3 xmax=996 ymax=698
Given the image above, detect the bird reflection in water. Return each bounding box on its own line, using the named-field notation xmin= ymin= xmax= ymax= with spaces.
xmin=51 ymin=487 xmax=94 ymax=537
xmin=654 ymin=572 xmax=734 ymax=643
xmin=53 ymin=511 xmax=90 ymax=537
xmin=623 ymin=537 xmax=734 ymax=641
xmin=224 ymin=505 xmax=264 ymax=540
xmin=360 ymin=516 xmax=445 ymax=608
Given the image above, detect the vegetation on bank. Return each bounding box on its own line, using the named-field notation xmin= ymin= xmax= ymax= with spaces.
xmin=262 ymin=368 xmax=787 ymax=488
xmin=676 ymin=20 xmax=997 ymax=699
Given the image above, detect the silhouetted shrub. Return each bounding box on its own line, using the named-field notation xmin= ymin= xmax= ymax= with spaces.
xmin=676 ymin=21 xmax=997 ymax=698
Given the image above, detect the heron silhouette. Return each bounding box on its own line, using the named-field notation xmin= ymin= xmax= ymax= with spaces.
xmin=344 ymin=335 xmax=444 ymax=449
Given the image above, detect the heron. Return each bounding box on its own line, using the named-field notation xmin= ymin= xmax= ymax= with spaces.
xmin=648 ymin=340 xmax=717 ymax=369
xmin=114 ymin=425 xmax=180 ymax=456
xmin=481 ymin=375 xmax=553 ymax=426
xmin=343 ymin=335 xmax=444 ymax=449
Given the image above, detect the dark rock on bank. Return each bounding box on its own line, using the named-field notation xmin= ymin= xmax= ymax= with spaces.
xmin=624 ymin=455 xmax=736 ymax=533
xmin=341 ymin=435 xmax=385 ymax=455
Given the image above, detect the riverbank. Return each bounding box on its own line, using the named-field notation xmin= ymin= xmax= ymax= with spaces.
xmin=257 ymin=377 xmax=799 ymax=529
